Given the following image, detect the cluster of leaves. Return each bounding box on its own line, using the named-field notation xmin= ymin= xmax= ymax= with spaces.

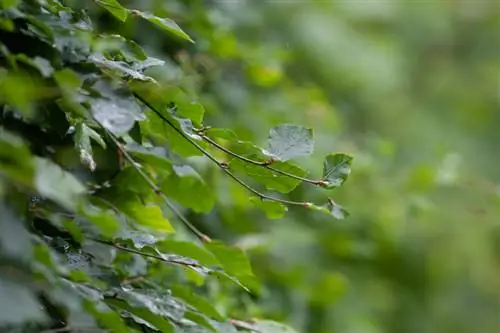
xmin=0 ymin=1 xmax=352 ymax=333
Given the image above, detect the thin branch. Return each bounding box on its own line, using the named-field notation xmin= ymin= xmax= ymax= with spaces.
xmin=92 ymin=238 xmax=204 ymax=268
xmin=133 ymin=93 xmax=309 ymax=207
xmin=201 ymin=134 xmax=325 ymax=186
xmin=104 ymin=131 xmax=210 ymax=241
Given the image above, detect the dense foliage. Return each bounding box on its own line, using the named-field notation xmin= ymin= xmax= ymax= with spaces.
xmin=2 ymin=1 xmax=500 ymax=333
xmin=0 ymin=0 xmax=353 ymax=332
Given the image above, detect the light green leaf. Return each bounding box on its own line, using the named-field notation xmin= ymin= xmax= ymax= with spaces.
xmin=89 ymin=53 xmax=154 ymax=82
xmin=250 ymin=320 xmax=299 ymax=333
xmin=94 ymin=34 xmax=147 ymax=61
xmin=120 ymin=202 xmax=175 ymax=233
xmin=322 ymin=153 xmax=353 ymax=188
xmin=249 ymin=196 xmax=287 ymax=219
xmin=266 ymin=124 xmax=314 ymax=161
xmin=155 ymin=240 xmax=219 ymax=266
xmin=171 ymin=284 xmax=224 ymax=321
xmin=0 ymin=279 xmax=46 ymax=325
xmin=105 ymin=298 xmax=174 ymax=333
xmin=95 ymin=0 xmax=128 ymax=22
xmin=80 ymin=205 xmax=120 ymax=237
xmin=54 ymin=68 xmax=82 ymax=95
xmin=205 ymin=241 xmax=253 ymax=276
xmin=34 ymin=157 xmax=86 ymax=211
xmin=160 ymin=165 xmax=215 ymax=213
xmin=205 ymin=128 xmax=237 ymax=141
xmin=0 ymin=129 xmax=34 ymax=185
xmin=0 ymin=0 xmax=19 ymax=10
xmin=132 ymin=11 xmax=194 ymax=43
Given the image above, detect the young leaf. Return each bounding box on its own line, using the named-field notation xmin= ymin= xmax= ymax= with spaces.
xmin=132 ymin=10 xmax=194 ymax=43
xmin=266 ymin=124 xmax=314 ymax=161
xmin=322 ymin=153 xmax=353 ymax=188
xmin=95 ymin=0 xmax=128 ymax=22
xmin=249 ymin=196 xmax=287 ymax=219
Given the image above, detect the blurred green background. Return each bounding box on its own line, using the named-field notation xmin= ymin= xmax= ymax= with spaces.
xmin=88 ymin=0 xmax=500 ymax=332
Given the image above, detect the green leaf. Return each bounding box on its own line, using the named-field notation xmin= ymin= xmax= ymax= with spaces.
xmin=54 ymin=68 xmax=82 ymax=95
xmin=230 ymin=158 xmax=306 ymax=193
xmin=171 ymin=284 xmax=224 ymax=321
xmin=160 ymin=165 xmax=215 ymax=213
xmin=105 ymin=298 xmax=174 ymax=332
xmin=15 ymin=55 xmax=53 ymax=78
xmin=0 ymin=279 xmax=46 ymax=325
xmin=132 ymin=11 xmax=194 ymax=43
xmin=0 ymin=0 xmax=19 ymax=10
xmin=94 ymin=34 xmax=147 ymax=61
xmin=249 ymin=196 xmax=287 ymax=219
xmin=250 ymin=320 xmax=299 ymax=333
xmin=183 ymin=310 xmax=216 ymax=332
xmin=83 ymin=300 xmax=132 ymax=332
xmin=205 ymin=241 xmax=253 ymax=277
xmin=34 ymin=157 xmax=86 ymax=211
xmin=119 ymin=202 xmax=175 ymax=233
xmin=155 ymin=240 xmax=219 ymax=266
xmin=89 ymin=53 xmax=154 ymax=82
xmin=266 ymin=124 xmax=314 ymax=161
xmin=0 ymin=129 xmax=34 ymax=185
xmin=309 ymin=199 xmax=349 ymax=220
xmin=91 ymin=97 xmax=144 ymax=136
xmin=95 ymin=0 xmax=128 ymax=22
xmin=80 ymin=205 xmax=120 ymax=237
xmin=205 ymin=128 xmax=237 ymax=141
xmin=322 ymin=153 xmax=353 ymax=188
